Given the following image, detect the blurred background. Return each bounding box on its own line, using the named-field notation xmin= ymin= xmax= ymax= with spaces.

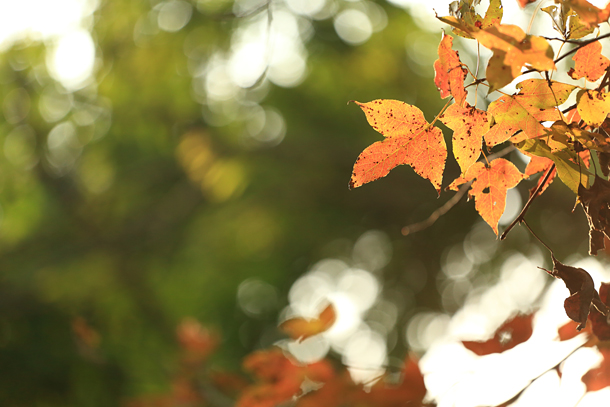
xmin=0 ymin=0 xmax=607 ymax=405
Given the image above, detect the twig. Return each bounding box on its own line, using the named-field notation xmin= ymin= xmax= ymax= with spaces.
xmin=500 ymin=163 xmax=556 ymax=240
xmin=523 ymin=218 xmax=554 ymax=255
xmin=402 ymin=180 xmax=473 ymax=236
xmin=402 ymin=145 xmax=516 ymax=236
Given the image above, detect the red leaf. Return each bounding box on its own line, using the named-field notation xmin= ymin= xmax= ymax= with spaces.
xmin=350 ymin=100 xmax=447 ymax=193
xmin=462 ymin=313 xmax=534 ymax=355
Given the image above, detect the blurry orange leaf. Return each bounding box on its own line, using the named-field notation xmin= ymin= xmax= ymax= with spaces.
xmin=462 ymin=313 xmax=534 ymax=355
xmin=434 ymin=34 xmax=468 ymax=105
xmin=582 ymin=348 xmax=610 ymax=391
xmin=561 ymin=0 xmax=610 ymax=27
xmin=280 ymin=303 xmax=336 ymax=341
xmin=517 ymin=0 xmax=538 ymax=8
xmin=472 ymin=25 xmax=555 ymax=91
xmin=558 ymin=319 xmax=592 ymax=341
xmin=177 ymin=318 xmax=219 ymax=364
xmin=448 ymin=158 xmax=524 ymax=234
xmin=440 ymin=102 xmax=489 ymax=173
xmin=576 ymin=89 xmax=610 ymax=127
xmin=568 ymin=41 xmax=610 ymax=82
xmin=350 ymin=100 xmax=447 ymax=193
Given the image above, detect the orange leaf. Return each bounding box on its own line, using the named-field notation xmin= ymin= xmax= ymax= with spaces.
xmin=589 ymin=282 xmax=610 ymax=341
xmin=517 ymin=0 xmax=538 ymax=8
xmin=524 ymin=155 xmax=556 ymax=197
xmin=462 ymin=313 xmax=534 ymax=355
xmin=472 ymin=25 xmax=555 ymax=91
xmin=279 ymin=303 xmax=336 ymax=341
xmin=440 ymin=102 xmax=489 ymax=173
xmin=568 ymin=41 xmax=610 ymax=82
xmin=350 ymin=100 xmax=447 ymax=193
xmin=576 ymin=89 xmax=610 ymax=127
xmin=434 ymin=34 xmax=468 ymax=105
xmin=561 ymin=0 xmax=610 ymax=28
xmin=582 ymin=348 xmax=610 ymax=391
xmin=448 ymin=158 xmax=523 ymax=234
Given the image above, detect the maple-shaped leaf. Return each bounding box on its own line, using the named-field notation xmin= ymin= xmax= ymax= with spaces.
xmin=484 ymin=79 xmax=573 ymax=147
xmin=582 ymin=348 xmax=610 ymax=391
xmin=544 ymin=255 xmax=607 ymax=330
xmin=568 ymin=11 xmax=596 ymax=39
xmin=568 ymin=41 xmax=610 ymax=82
xmin=517 ymin=138 xmax=588 ymax=193
xmin=576 ymin=90 xmax=610 ymax=127
xmin=524 ymin=155 xmax=556 ymax=197
xmin=561 ymin=0 xmax=610 ymax=28
xmin=579 ymin=176 xmax=610 ymax=255
xmin=546 ymin=121 xmax=610 ymax=153
xmin=279 ymin=303 xmax=336 ymax=342
xmin=462 ymin=313 xmax=534 ymax=355
xmin=589 ymin=282 xmax=610 ymax=341
xmin=350 ymin=100 xmax=447 ymax=193
xmin=434 ymin=34 xmax=468 ymax=105
xmin=472 ymin=25 xmax=555 ymax=91
xmin=448 ymin=158 xmax=523 ymax=234
xmin=440 ymin=102 xmax=490 ymax=173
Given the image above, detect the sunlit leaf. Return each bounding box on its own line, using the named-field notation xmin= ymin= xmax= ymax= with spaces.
xmin=568 ymin=41 xmax=610 ymax=82
xmin=462 ymin=313 xmax=534 ymax=355
xmin=576 ymin=89 xmax=610 ymax=127
xmin=350 ymin=100 xmax=447 ymax=193
xmin=434 ymin=33 xmax=468 ymax=105
xmin=448 ymin=158 xmax=523 ymax=234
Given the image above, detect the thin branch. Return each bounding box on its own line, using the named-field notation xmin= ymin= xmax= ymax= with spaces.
xmin=402 ymin=180 xmax=473 ymax=236
xmin=402 ymin=145 xmax=516 ymax=236
xmin=500 ymin=163 xmax=556 ymax=240
xmin=523 ymin=218 xmax=554 ymax=255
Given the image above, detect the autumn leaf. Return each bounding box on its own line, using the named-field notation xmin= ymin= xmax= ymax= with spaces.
xmin=484 ymin=79 xmax=573 ymax=147
xmin=177 ymin=318 xmax=219 ymax=364
xmin=568 ymin=41 xmax=610 ymax=82
xmin=279 ymin=303 xmax=336 ymax=342
xmin=462 ymin=313 xmax=534 ymax=355
xmin=518 ymin=138 xmax=588 ymax=193
xmin=352 ymin=354 xmax=427 ymax=407
xmin=238 ymin=348 xmax=335 ymax=407
xmin=582 ymin=348 xmax=610 ymax=391
xmin=579 ymin=176 xmax=610 ymax=255
xmin=561 ymin=0 xmax=610 ymax=28
xmin=516 ymin=0 xmax=537 ymax=7
xmin=437 ymin=0 xmax=503 ymax=39
xmin=350 ymin=100 xmax=447 ymax=193
xmin=471 ymin=25 xmax=555 ymax=91
xmin=440 ymin=102 xmax=489 ymax=173
xmin=448 ymin=158 xmax=523 ymax=234
xmin=434 ymin=34 xmax=468 ymax=105
xmin=576 ymin=90 xmax=610 ymax=127
xmin=544 ymin=255 xmax=607 ymax=330
xmin=524 ymin=155 xmax=556 ymax=197
xmin=589 ymin=282 xmax=610 ymax=341
xmin=558 ymin=319 xmax=592 ymax=341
